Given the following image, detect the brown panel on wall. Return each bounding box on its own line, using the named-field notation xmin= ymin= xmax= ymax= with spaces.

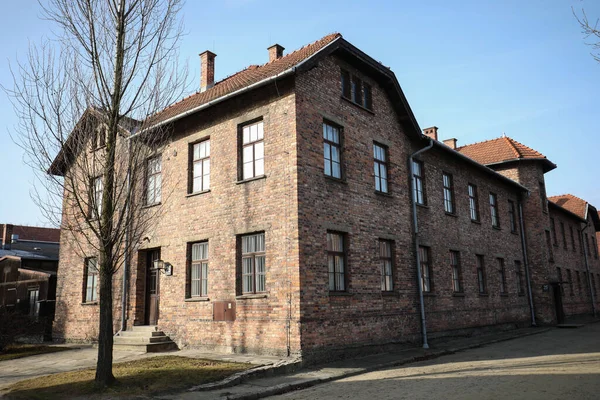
xmin=213 ymin=301 xmax=236 ymax=321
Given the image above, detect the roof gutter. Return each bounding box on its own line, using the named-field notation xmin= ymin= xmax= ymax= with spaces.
xmin=133 ymin=36 xmax=343 ymax=139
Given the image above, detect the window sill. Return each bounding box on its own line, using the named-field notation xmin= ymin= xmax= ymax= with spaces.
xmin=325 ymin=175 xmax=347 ymax=184
xmin=452 ymin=292 xmax=465 ymax=297
xmin=518 ymin=293 xmax=526 ymax=297
xmin=185 ymin=297 xmax=210 ymax=302
xmin=471 ymin=219 xmax=481 ymax=225
xmin=329 ymin=291 xmax=353 ymax=297
xmin=236 ymin=175 xmax=266 ymax=185
xmin=416 ymin=203 xmax=429 ymax=209
xmin=478 ymin=293 xmax=489 ymax=297
xmin=492 ymin=226 xmax=502 ymax=231
xmin=236 ymin=293 xmax=268 ymax=300
xmin=422 ymin=292 xmax=436 ymax=297
xmin=445 ymin=212 xmax=458 ymax=218
xmin=375 ymin=190 xmax=393 ymax=198
xmin=186 ymin=190 xmax=211 ymax=198
xmin=381 ymin=291 xmax=398 ymax=297
xmin=500 ymin=293 xmax=509 ymax=297
xmin=511 ymin=230 xmax=519 ymax=235
xmin=142 ymin=202 xmax=161 ymax=209
xmin=81 ymin=301 xmax=98 ymax=306
xmin=341 ymin=95 xmax=374 ymax=114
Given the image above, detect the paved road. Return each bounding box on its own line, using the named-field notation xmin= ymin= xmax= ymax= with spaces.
xmin=273 ymin=324 xmax=600 ymax=400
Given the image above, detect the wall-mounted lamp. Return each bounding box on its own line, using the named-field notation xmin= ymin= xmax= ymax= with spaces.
xmin=153 ymin=259 xmax=173 ymax=276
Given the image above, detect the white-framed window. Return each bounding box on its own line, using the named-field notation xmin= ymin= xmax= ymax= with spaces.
xmin=242 ymin=121 xmax=265 ymax=180
xmin=84 ymin=257 xmax=98 ymax=303
xmin=323 ymin=122 xmax=342 ymax=179
xmin=468 ymin=184 xmax=479 ymax=221
xmin=373 ymin=143 xmax=388 ymax=193
xmin=190 ymin=242 xmax=208 ymax=297
xmin=241 ymin=232 xmax=266 ymax=294
xmin=91 ymin=176 xmax=103 ymax=218
xmin=412 ymin=160 xmax=425 ymax=205
xmin=191 ymin=140 xmax=210 ymax=192
xmin=443 ymin=173 xmax=455 ymax=214
xmin=146 ymin=156 xmax=162 ymax=205
xmin=380 ymin=240 xmax=393 ymax=291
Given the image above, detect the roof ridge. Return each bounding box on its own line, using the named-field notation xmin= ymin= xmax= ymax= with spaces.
xmin=504 ymin=136 xmax=521 ymax=159
xmin=506 ymin=137 xmax=544 ymax=158
xmin=148 ymin=32 xmax=342 ymax=121
xmin=455 ymin=136 xmax=505 ymax=151
xmin=549 ymin=193 xmax=586 ymax=203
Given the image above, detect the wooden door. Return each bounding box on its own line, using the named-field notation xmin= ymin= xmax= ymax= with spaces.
xmin=145 ymin=250 xmax=160 ymax=325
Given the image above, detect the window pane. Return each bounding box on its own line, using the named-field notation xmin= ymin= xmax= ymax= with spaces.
xmin=193 ymin=161 xmax=203 ymax=180
xmin=250 ymin=124 xmax=258 ymax=142
xmin=380 ymin=178 xmax=388 ymax=193
xmin=330 ymin=145 xmax=340 ymax=163
xmin=255 ymin=158 xmax=264 ymax=176
xmin=257 ymin=122 xmax=264 ymax=140
xmin=243 ymin=126 xmax=250 ymax=144
xmin=330 ymin=126 xmax=339 ymax=144
xmin=243 ymin=145 xmax=253 ymax=164
xmin=255 ymin=141 xmax=264 ymax=160
xmin=332 ymin=162 xmax=341 ymax=179
xmin=327 ymin=233 xmax=343 ymax=251
xmin=256 ymin=233 xmax=265 ymax=251
xmin=243 ymin=162 xmax=253 ymax=180
xmin=328 ymin=256 xmax=335 ymax=291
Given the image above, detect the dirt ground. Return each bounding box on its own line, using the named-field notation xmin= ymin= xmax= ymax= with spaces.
xmin=274 ymin=323 xmax=600 ymax=400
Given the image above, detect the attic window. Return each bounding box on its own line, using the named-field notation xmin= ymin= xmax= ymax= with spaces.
xmin=340 ymin=68 xmax=373 ymax=111
xmin=93 ymin=126 xmax=106 ymax=149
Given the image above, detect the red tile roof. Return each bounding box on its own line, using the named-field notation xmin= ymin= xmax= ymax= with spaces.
xmin=548 ymin=194 xmax=588 ymax=220
xmin=148 ymin=33 xmax=342 ymax=126
xmin=456 ymin=136 xmax=553 ymax=168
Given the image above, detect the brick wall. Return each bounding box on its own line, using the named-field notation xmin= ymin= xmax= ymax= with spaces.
xmin=416 ymin=149 xmax=530 ymax=333
xmin=295 ymin=55 xmax=419 ymax=359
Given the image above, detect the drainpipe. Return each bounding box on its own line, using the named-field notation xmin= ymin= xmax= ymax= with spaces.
xmin=409 ymin=138 xmax=434 ymax=349
xmin=518 ymin=197 xmax=536 ymax=326
xmin=120 ymin=137 xmax=132 ymax=333
xmin=581 ymin=224 xmax=597 ymax=317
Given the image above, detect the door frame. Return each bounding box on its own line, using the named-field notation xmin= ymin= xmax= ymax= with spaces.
xmin=144 ymin=248 xmax=161 ymax=325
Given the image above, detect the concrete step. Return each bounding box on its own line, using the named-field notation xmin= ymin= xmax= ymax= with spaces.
xmin=113 ymin=341 xmax=178 ymax=352
xmin=117 ymin=330 xmax=165 ymax=338
xmin=114 ymin=336 xmax=171 ymax=345
xmin=130 ymin=325 xmax=159 ymax=332
xmin=113 ymin=325 xmax=178 ymax=353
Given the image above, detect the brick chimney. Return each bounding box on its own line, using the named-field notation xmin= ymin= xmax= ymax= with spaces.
xmin=443 ymin=138 xmax=458 ymax=149
xmin=423 ymin=126 xmax=438 ymax=141
xmin=267 ymin=44 xmax=284 ymax=62
xmin=1 ymin=224 xmax=13 ymax=250
xmin=199 ymin=50 xmax=216 ymax=92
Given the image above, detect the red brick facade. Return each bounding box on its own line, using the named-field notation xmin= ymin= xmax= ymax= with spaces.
xmin=53 ymin=34 xmax=600 ymax=359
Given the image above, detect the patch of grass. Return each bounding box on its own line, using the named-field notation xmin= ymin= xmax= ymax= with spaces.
xmin=0 ymin=344 xmax=72 ymax=362
xmin=5 ymin=356 xmax=252 ymax=399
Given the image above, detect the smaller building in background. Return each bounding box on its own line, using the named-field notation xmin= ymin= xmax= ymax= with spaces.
xmin=0 ymin=224 xmax=60 ymax=339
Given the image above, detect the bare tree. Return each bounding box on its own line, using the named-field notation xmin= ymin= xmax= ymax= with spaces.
xmin=6 ymin=0 xmax=188 ymax=387
xmin=574 ymin=6 xmax=600 ymax=63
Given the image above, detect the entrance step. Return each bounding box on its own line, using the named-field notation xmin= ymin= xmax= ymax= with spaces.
xmin=556 ymin=324 xmax=584 ymax=329
xmin=114 ymin=325 xmax=178 ymax=352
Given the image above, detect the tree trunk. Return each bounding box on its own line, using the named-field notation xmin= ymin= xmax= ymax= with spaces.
xmin=95 ymin=262 xmax=115 ymax=386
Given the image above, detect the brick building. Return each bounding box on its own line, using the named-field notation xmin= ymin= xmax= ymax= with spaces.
xmin=51 ymin=33 xmax=600 ymax=359
xmin=1 ymin=224 xmax=60 ymax=339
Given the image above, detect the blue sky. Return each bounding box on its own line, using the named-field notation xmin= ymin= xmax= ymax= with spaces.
xmin=1 ymin=0 xmax=599 ymax=226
